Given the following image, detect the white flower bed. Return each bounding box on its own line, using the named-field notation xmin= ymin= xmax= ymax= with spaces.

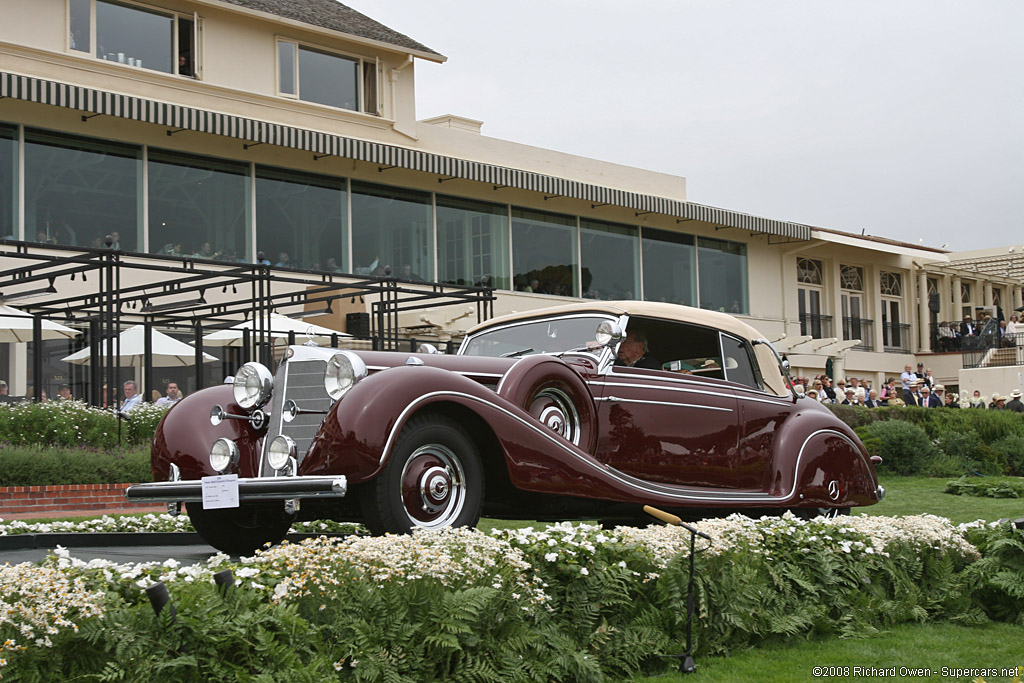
xmin=0 ymin=513 xmax=991 ymax=657
xmin=0 ymin=513 xmax=362 ymax=536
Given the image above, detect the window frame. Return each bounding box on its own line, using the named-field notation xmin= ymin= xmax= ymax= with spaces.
xmin=276 ymin=37 xmax=381 ymax=115
xmin=66 ymin=0 xmax=202 ymax=79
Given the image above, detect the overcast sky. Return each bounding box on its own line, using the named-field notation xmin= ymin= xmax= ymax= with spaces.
xmin=346 ymin=0 xmax=1023 ymax=252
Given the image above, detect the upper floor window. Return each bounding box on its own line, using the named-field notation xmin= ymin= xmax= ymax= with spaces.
xmin=797 ymin=257 xmax=823 ymax=285
xmin=880 ymin=271 xmax=903 ymax=297
xmin=278 ymin=40 xmax=380 ymax=114
xmin=68 ymin=0 xmax=199 ymax=78
xmin=840 ymin=265 xmax=863 ymax=291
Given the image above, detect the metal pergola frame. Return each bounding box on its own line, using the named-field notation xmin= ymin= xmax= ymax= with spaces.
xmin=0 ymin=240 xmax=495 ymax=406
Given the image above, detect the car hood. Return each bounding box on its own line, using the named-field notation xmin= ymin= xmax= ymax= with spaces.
xmin=351 ymin=349 xmax=519 ymax=383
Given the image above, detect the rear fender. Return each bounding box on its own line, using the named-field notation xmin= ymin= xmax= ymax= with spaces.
xmin=768 ymin=410 xmax=879 ymax=507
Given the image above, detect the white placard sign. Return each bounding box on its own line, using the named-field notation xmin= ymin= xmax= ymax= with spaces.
xmin=201 ymin=474 xmax=240 ymax=509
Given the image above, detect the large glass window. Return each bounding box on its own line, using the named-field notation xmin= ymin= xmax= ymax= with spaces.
xmin=351 ymin=182 xmax=432 ymax=280
xmin=255 ymin=167 xmax=346 ymax=271
xmin=23 ymin=129 xmax=140 ymax=249
xmin=148 ymin=150 xmax=249 ymax=261
xmin=0 ymin=125 xmax=16 ymax=240
xmin=581 ymin=219 xmax=639 ymax=300
xmin=436 ymin=195 xmax=509 ymax=289
xmin=278 ymin=41 xmax=376 ymax=113
xmin=96 ymin=0 xmax=173 ymax=73
xmin=641 ymin=228 xmax=695 ymax=305
xmin=511 ymin=208 xmax=577 ymax=296
xmin=698 ymin=237 xmax=747 ymax=314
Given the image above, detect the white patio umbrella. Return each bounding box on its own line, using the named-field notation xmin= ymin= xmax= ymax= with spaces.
xmin=61 ymin=324 xmax=218 ymax=368
xmin=0 ymin=304 xmax=81 ymax=343
xmin=202 ymin=312 xmax=349 ymax=347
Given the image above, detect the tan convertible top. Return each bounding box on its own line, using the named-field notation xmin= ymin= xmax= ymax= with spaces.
xmin=467 ymin=301 xmax=766 ymax=343
xmin=466 ymin=301 xmax=790 ymax=396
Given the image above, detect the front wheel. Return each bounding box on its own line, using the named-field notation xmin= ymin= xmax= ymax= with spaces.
xmin=187 ymin=502 xmax=293 ymax=555
xmin=361 ymin=414 xmax=483 ymax=535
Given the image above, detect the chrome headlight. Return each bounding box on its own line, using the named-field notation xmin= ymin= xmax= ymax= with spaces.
xmin=268 ymin=435 xmax=296 ymax=472
xmin=233 ymin=362 xmax=273 ymax=411
xmin=324 ymin=351 xmax=367 ymax=401
xmin=209 ymin=438 xmax=239 ymax=473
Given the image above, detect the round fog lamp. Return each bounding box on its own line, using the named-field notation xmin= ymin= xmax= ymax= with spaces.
xmin=324 ymin=351 xmax=367 ymax=401
xmin=268 ymin=435 xmax=296 ymax=472
xmin=233 ymin=362 xmax=273 ymax=410
xmin=209 ymin=438 xmax=239 ymax=473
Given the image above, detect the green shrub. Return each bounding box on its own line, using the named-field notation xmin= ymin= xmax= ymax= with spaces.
xmin=857 ymin=420 xmax=937 ymax=475
xmin=945 ymin=476 xmax=1024 ymax=499
xmin=0 ymin=445 xmax=151 ymax=486
xmin=931 ymin=431 xmax=1002 ymax=476
xmin=989 ymin=435 xmax=1024 ymax=476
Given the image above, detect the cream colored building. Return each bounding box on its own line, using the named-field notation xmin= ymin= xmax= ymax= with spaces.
xmin=1 ymin=0 xmax=1021 ymax=397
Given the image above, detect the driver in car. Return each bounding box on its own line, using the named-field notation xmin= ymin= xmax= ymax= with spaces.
xmin=615 ymin=329 xmax=661 ymax=369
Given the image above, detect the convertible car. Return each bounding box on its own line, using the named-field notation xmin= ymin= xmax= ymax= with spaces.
xmin=127 ymin=301 xmax=883 ymax=554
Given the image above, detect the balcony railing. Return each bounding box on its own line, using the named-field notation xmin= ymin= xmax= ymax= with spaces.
xmin=842 ymin=317 xmax=874 ymax=351
xmin=799 ymin=313 xmax=833 ymax=339
xmin=961 ymin=331 xmax=1024 ymax=369
xmin=882 ymin=322 xmax=911 ymax=354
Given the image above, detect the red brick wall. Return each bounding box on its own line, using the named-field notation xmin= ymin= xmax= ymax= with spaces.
xmin=0 ymin=483 xmax=157 ymax=515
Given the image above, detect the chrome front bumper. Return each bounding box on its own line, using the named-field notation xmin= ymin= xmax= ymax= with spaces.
xmin=125 ymin=475 xmax=347 ymax=503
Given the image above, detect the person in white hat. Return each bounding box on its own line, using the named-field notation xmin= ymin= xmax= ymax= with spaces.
xmin=1006 ymin=390 xmax=1024 ymax=413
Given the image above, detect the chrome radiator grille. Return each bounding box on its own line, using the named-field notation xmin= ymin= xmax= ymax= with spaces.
xmin=260 ymin=356 xmax=334 ymax=476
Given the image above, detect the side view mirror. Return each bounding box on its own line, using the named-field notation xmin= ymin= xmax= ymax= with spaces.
xmin=417 ymin=343 xmax=442 ymax=355
xmin=595 ymin=321 xmax=623 ymax=348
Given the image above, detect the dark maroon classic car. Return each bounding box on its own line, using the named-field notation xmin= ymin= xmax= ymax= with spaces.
xmin=127 ymin=301 xmax=883 ymax=554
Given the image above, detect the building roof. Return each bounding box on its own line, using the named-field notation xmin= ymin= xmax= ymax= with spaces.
xmin=946 ymin=252 xmax=1024 ymax=281
xmin=810 ymin=225 xmax=948 ymax=254
xmin=213 ymin=0 xmax=444 ymax=59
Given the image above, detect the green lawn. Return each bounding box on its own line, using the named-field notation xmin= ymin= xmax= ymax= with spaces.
xmin=854 ymin=475 xmax=1024 ymax=524
xmin=636 ymin=622 xmax=1023 ymax=682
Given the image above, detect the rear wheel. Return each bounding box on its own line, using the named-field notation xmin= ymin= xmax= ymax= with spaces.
xmin=361 ymin=415 xmax=483 ymax=535
xmin=186 ymin=502 xmax=293 ymax=555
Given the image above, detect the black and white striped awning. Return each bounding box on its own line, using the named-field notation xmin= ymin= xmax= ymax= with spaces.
xmin=2 ymin=71 xmax=811 ymax=241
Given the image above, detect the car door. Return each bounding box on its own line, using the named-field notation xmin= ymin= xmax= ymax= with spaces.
xmin=719 ymin=333 xmax=794 ymax=490
xmin=591 ymin=318 xmax=746 ymax=488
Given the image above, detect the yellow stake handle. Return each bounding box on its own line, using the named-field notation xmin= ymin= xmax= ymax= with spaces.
xmin=644 ymin=505 xmax=683 ymax=526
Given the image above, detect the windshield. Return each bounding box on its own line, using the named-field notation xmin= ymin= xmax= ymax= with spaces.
xmin=460 ymin=315 xmax=615 ymax=358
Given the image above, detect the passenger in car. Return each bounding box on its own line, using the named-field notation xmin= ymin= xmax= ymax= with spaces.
xmin=616 ymin=329 xmax=661 ymax=370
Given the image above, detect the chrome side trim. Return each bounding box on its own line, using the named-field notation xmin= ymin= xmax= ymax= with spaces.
xmin=378 ymin=391 xmax=865 ymax=503
xmin=588 ymin=379 xmax=788 ymax=407
xmin=594 ymin=396 xmax=733 ymax=412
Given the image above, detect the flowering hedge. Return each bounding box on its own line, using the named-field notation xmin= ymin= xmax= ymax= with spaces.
xmin=2 ymin=513 xmax=1022 ymax=681
xmin=0 ymin=400 xmax=166 ymax=450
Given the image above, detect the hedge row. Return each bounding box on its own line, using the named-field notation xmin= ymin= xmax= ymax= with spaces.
xmin=0 ymin=445 xmax=151 ymax=487
xmin=828 ymin=405 xmax=1024 ymax=477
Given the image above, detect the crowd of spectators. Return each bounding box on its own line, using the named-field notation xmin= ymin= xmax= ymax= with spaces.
xmin=792 ymin=364 xmax=1024 ymax=410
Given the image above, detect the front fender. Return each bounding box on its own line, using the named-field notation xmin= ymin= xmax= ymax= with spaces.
xmin=304 ymin=365 xmax=513 ymax=481
xmin=152 ymin=384 xmax=265 ymax=481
